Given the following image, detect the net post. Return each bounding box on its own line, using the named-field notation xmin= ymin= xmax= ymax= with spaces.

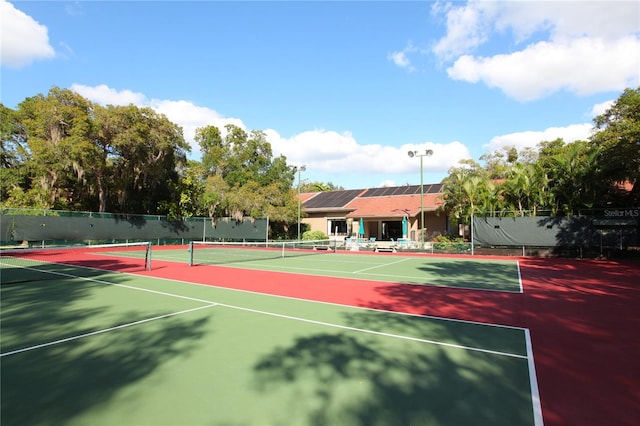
xmin=146 ymin=242 xmax=152 ymax=271
xmin=188 ymin=241 xmax=194 ymax=266
xmin=470 ymin=212 xmax=475 ymax=256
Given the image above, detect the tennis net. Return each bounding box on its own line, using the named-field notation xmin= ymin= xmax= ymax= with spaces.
xmin=0 ymin=242 xmax=152 ymax=284
xmin=189 ymin=239 xmax=336 ymax=266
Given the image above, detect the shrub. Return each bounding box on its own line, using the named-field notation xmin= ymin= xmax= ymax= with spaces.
xmin=432 ymin=234 xmax=464 ymax=243
xmin=302 ymin=230 xmax=328 ymax=241
xmin=432 ymin=233 xmax=469 ymax=253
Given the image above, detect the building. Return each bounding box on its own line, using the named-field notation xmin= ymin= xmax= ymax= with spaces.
xmin=300 ymin=184 xmax=447 ymax=242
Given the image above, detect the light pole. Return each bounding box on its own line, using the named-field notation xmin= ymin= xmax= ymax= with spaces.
xmin=296 ymin=165 xmax=306 ymax=240
xmin=408 ymin=149 xmax=433 ymax=249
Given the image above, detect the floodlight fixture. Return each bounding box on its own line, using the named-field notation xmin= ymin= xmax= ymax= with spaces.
xmin=407 ymin=149 xmax=434 ymax=249
xmin=297 ymin=165 xmax=307 ymax=240
xmin=408 ymin=149 xmax=433 ymax=158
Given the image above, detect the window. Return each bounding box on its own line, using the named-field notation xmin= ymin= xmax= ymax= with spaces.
xmin=327 ymin=219 xmax=348 ymax=236
xmin=382 ymin=221 xmax=403 ymax=240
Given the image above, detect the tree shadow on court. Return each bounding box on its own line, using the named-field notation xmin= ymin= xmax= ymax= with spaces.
xmin=2 ymin=249 xmax=149 ymax=275
xmin=252 ymin=310 xmax=533 ymax=426
xmin=0 ymin=269 xmax=210 ymax=426
xmin=411 ymin=260 xmax=520 ymax=291
xmin=514 ymin=258 xmax=640 ymax=426
xmin=64 ymin=257 xmax=149 ymax=273
xmin=356 ymin=278 xmax=526 ymax=327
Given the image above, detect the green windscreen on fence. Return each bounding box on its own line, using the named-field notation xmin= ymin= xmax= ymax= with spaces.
xmin=473 ymin=212 xmax=639 ymax=248
xmin=0 ymin=212 xmax=268 ymax=243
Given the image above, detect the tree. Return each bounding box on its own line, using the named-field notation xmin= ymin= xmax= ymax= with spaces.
xmin=300 ymin=181 xmax=344 ymax=192
xmin=538 ymin=139 xmax=603 ymax=214
xmin=95 ymin=104 xmax=189 ymax=214
xmin=439 ymin=159 xmax=495 ymax=224
xmin=439 ymin=88 xmax=639 ymax=221
xmin=500 ymin=162 xmax=550 ymax=216
xmin=591 ymin=87 xmax=640 ymax=205
xmin=14 ymin=88 xmax=97 ymax=210
xmin=194 ymin=124 xmax=298 ymax=225
xmin=0 ymin=104 xmax=30 ymax=204
xmin=160 ymin=160 xmax=209 ymax=219
xmin=480 ymin=145 xmax=538 ymax=179
xmin=2 ymin=87 xmax=190 ymax=214
xmin=196 ymin=125 xmax=225 ymax=176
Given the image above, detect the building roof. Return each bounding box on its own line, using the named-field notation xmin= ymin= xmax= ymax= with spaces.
xmin=302 ymin=189 xmax=366 ymax=210
xmin=301 ymin=184 xmax=443 ymax=218
xmin=344 ymin=193 xmax=442 ymax=218
xmin=298 ymin=192 xmax=318 ymax=204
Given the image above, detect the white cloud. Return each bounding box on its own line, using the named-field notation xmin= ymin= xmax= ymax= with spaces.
xmin=388 ymin=50 xmax=412 ymax=70
xmin=64 ymin=2 xmax=84 ymax=17
xmin=265 ymin=129 xmax=358 ymax=163
xmin=71 ymin=84 xmax=146 ymax=105
xmin=70 ymin=83 xmax=245 ymax=153
xmin=495 ymin=1 xmax=640 ymax=41
xmin=432 ymin=1 xmax=498 ymax=61
xmin=590 ymin=100 xmax=614 ymax=118
xmin=150 ymin=99 xmax=245 ymax=147
xmin=388 ymin=41 xmax=430 ymax=72
xmin=71 ymin=83 xmax=474 ymax=182
xmin=388 ymin=43 xmax=419 ymax=72
xmin=266 ymin=128 xmax=470 ymax=177
xmin=485 ymin=123 xmax=593 ymax=153
xmin=402 ymin=141 xmax=471 ymax=175
xmin=432 ymin=0 xmax=640 ymax=100
xmin=377 ymin=179 xmax=397 ymax=188
xmin=0 ymin=0 xmax=55 ymax=68
xmin=448 ymin=36 xmax=640 ymax=101
xmin=67 ymin=83 xmax=614 ymax=188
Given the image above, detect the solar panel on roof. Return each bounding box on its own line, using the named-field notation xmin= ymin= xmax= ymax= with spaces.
xmin=303 ymin=189 xmax=363 ymax=208
xmin=425 ymin=183 xmax=443 ymax=193
xmin=361 ymin=185 xmax=423 ymax=197
xmin=398 ymin=186 xmax=416 ymax=195
xmin=302 ymin=184 xmax=443 ymax=208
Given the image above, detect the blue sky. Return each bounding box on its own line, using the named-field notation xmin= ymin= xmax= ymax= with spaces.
xmin=2 ymin=1 xmax=639 ymax=189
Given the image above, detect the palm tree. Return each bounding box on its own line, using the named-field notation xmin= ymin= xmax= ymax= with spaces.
xmin=500 ymin=162 xmax=551 ymax=216
xmin=439 ymin=160 xmax=496 ymax=225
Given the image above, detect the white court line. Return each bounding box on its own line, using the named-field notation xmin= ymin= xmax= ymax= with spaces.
xmin=2 ymin=263 xmax=526 ymax=360
xmin=525 ymin=329 xmax=545 ymax=426
xmin=1 ymin=262 xmax=217 ymax=305
xmin=120 ymin=264 xmax=529 ymax=331
xmin=3 ymin=260 xmax=526 ymax=330
xmin=152 ymin=250 xmax=523 ymax=293
xmin=352 ymin=257 xmax=410 ymax=274
xmin=517 ymin=261 xmax=524 ymax=293
xmin=0 ymin=304 xmax=217 ymax=358
xmin=213 ymin=301 xmax=528 ymax=360
xmin=3 ymin=260 xmax=541 ymax=424
xmin=187 ymin=261 xmax=522 ymax=294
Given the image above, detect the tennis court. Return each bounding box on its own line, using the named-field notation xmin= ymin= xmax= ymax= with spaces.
xmin=1 ymin=245 xmax=541 ymax=426
xmin=124 ymin=241 xmax=523 ymax=293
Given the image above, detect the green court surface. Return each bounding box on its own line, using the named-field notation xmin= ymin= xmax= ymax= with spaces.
xmin=152 ymin=246 xmax=524 ymax=292
xmin=1 ymin=261 xmax=539 ymax=426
